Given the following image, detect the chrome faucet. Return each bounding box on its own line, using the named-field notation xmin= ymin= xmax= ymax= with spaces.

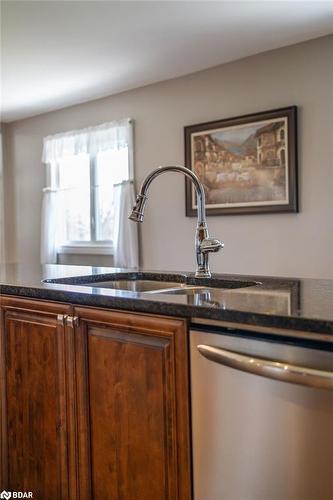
xmin=128 ymin=165 xmax=224 ymax=278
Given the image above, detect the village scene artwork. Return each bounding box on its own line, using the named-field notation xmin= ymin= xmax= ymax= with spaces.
xmin=191 ymin=118 xmax=289 ymax=209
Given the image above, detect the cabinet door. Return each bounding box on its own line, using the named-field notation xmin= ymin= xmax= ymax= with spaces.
xmin=0 ymin=297 xmax=75 ymax=499
xmin=74 ymin=307 xmax=191 ymax=500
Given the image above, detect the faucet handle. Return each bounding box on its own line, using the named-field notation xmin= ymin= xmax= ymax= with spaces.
xmin=200 ymin=237 xmax=224 ymax=254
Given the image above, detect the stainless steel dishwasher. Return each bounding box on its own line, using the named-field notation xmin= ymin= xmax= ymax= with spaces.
xmin=190 ymin=327 xmax=333 ymax=500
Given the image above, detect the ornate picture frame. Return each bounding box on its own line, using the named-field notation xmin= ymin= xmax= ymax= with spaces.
xmin=184 ymin=106 xmax=298 ymax=216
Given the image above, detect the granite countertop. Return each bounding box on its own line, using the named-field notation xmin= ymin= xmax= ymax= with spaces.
xmin=1 ymin=264 xmax=333 ymax=343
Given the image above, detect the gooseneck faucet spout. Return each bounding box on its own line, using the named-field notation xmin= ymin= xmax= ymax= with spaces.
xmin=129 ymin=165 xmax=224 ymax=278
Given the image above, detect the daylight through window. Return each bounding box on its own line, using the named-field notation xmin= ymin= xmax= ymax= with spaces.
xmin=56 ymin=147 xmax=129 ymax=245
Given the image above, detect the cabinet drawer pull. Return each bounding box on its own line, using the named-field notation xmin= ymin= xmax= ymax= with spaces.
xmin=197 ymin=345 xmax=333 ymax=390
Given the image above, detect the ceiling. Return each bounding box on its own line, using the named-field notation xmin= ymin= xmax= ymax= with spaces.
xmin=1 ymin=1 xmax=333 ymax=122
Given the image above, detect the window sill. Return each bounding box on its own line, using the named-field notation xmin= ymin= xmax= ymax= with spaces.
xmin=58 ymin=244 xmax=114 ymax=256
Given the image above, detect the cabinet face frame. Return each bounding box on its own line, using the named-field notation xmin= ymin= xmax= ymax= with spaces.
xmin=0 ymin=298 xmax=6 ymax=486
xmin=73 ymin=306 xmax=192 ymax=500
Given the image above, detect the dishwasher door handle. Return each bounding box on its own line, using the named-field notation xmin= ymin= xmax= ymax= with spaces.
xmin=197 ymin=344 xmax=333 ymax=389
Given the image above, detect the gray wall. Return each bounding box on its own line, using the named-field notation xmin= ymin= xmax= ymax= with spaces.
xmin=0 ymin=124 xmax=5 ymax=263
xmin=3 ymin=35 xmax=333 ymax=278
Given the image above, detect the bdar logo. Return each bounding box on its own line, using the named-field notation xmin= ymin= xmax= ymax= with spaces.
xmin=0 ymin=491 xmax=11 ymax=499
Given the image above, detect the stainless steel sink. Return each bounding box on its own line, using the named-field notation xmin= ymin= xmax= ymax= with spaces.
xmin=146 ymin=285 xmax=218 ymax=295
xmin=84 ymin=281 xmax=216 ymax=295
xmin=80 ymin=279 xmax=186 ymax=293
xmin=43 ymin=272 xmax=260 ymax=294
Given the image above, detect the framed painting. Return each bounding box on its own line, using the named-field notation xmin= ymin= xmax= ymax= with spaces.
xmin=184 ymin=106 xmax=298 ymax=216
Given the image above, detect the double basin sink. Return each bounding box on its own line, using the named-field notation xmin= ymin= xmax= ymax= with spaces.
xmin=43 ymin=272 xmax=260 ymax=296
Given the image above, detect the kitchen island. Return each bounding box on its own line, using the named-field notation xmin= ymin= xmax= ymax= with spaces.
xmin=1 ymin=264 xmax=333 ymax=500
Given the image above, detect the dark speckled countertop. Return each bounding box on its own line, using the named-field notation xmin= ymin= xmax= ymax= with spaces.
xmin=1 ymin=264 xmax=333 ymax=344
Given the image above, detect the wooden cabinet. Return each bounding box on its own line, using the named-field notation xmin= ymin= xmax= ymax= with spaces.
xmin=0 ymin=297 xmax=74 ymax=499
xmin=0 ymin=297 xmax=191 ymax=500
xmin=74 ymin=307 xmax=191 ymax=500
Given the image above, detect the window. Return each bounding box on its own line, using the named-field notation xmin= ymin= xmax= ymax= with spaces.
xmin=56 ymin=147 xmax=129 ymax=247
xmin=41 ymin=119 xmax=135 ymax=264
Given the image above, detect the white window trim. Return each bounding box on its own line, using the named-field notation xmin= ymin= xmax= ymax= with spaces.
xmin=58 ymin=242 xmax=114 ymax=256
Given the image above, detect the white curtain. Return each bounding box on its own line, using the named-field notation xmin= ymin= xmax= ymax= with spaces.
xmin=42 ymin=118 xmax=131 ymax=163
xmin=113 ymin=181 xmax=139 ymax=268
xmin=41 ymin=118 xmax=139 ymax=267
xmin=40 ymin=161 xmax=59 ymax=264
xmin=40 ymin=189 xmax=58 ymax=264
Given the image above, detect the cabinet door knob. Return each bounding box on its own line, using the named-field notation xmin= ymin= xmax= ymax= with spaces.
xmin=57 ymin=314 xmax=68 ymax=325
xmin=66 ymin=316 xmax=79 ymax=328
